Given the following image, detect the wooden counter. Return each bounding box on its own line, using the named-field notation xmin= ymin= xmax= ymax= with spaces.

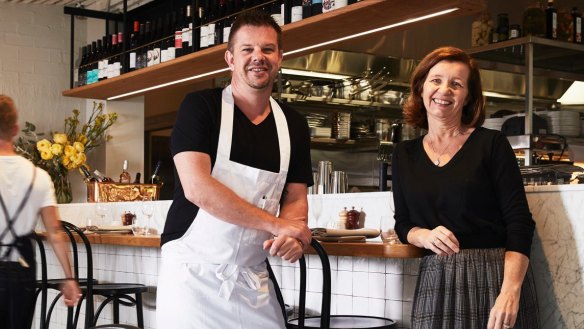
xmin=64 ymin=233 xmax=423 ymax=258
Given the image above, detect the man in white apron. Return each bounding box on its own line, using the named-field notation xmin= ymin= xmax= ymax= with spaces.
xmin=157 ymin=10 xmax=313 ymax=329
xmin=0 ymin=95 xmax=81 ymax=329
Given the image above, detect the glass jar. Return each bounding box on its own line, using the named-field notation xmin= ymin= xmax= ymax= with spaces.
xmin=523 ymin=2 xmax=546 ymax=37
xmin=471 ymin=12 xmax=493 ymax=47
xmin=509 ymin=24 xmax=522 ymax=39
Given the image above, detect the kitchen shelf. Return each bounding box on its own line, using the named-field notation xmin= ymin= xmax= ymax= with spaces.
xmin=467 ymin=36 xmax=584 ymax=81
xmin=276 ymin=93 xmax=403 ymax=109
xmin=310 ymin=137 xmax=379 ymax=151
xmin=63 ymin=0 xmax=484 ymax=100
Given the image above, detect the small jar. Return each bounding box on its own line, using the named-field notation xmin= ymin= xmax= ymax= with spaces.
xmin=346 ymin=207 xmax=360 ymax=230
xmin=509 ymin=24 xmax=521 ymax=39
xmin=122 ymin=211 xmax=135 ymax=226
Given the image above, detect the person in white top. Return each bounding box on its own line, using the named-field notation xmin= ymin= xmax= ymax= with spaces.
xmin=157 ymin=10 xmax=313 ymax=329
xmin=0 ymin=95 xmax=81 ymax=329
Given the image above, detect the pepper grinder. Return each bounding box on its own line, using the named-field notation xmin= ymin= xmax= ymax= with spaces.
xmin=347 ymin=206 xmax=360 ymax=229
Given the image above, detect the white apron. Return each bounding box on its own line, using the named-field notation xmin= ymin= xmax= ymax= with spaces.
xmin=157 ymin=86 xmax=290 ymax=329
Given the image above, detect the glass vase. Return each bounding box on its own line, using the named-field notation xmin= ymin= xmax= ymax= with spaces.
xmin=52 ymin=170 xmax=73 ymax=204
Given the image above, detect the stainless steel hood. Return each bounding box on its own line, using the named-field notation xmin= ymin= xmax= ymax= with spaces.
xmin=281 ymin=49 xmax=574 ymax=102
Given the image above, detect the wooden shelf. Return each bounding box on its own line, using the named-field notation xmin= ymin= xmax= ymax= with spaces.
xmin=63 ymin=0 xmax=484 ymax=100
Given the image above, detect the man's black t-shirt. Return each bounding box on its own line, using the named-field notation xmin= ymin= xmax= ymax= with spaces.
xmin=161 ymin=88 xmax=313 ymax=246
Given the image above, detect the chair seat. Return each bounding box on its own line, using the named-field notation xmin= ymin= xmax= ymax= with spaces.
xmin=38 ymin=278 xmax=97 ymax=289
xmin=289 ymin=315 xmax=396 ymax=328
xmin=87 ymin=283 xmax=148 ymax=296
xmin=88 ymin=325 xmax=142 ymax=329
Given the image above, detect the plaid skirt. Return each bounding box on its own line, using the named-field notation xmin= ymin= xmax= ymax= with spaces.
xmin=411 ymin=248 xmax=540 ymax=329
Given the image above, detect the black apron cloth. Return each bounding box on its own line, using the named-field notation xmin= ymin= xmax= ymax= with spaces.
xmin=0 ymin=168 xmax=38 ymax=329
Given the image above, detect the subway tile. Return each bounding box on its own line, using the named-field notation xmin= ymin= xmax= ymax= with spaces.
xmin=353 ymin=257 xmax=369 ymax=272
xmin=368 ymin=297 xmax=386 ymax=317
xmin=338 ymin=256 xmax=353 ymax=271
xmin=386 ymin=258 xmax=404 ymax=274
xmin=386 ymin=299 xmax=404 ymax=327
xmin=353 ymin=271 xmax=369 ymax=297
xmin=352 ymin=296 xmax=369 ymax=316
xmin=368 ymin=272 xmax=386 ymax=299
xmin=307 ymin=268 xmax=323 ymax=293
xmin=336 ymin=271 xmax=353 ymax=295
xmin=369 ymin=257 xmax=385 ymax=273
xmin=281 ymin=266 xmax=295 ymax=290
xmin=335 ymin=294 xmax=353 ymax=315
xmin=385 ymin=273 xmax=404 ymax=301
xmin=403 ymin=258 xmax=421 ymax=275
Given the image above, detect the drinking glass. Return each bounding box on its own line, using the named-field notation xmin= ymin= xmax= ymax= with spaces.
xmin=95 ymin=204 xmax=108 ymax=226
xmin=141 ymin=196 xmax=154 ymax=236
xmin=131 ymin=216 xmax=146 ymax=236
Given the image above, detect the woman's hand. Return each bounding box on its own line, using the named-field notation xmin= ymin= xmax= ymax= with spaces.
xmin=410 ymin=226 xmax=460 ymax=256
xmin=487 ymin=289 xmax=520 ymax=329
xmin=263 ymin=235 xmax=305 ymax=263
xmin=61 ymin=279 xmax=82 ymax=307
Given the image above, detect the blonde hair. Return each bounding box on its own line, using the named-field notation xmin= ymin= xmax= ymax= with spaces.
xmin=0 ymin=95 xmax=18 ymax=141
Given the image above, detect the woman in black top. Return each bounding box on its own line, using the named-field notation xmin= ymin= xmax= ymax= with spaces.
xmin=392 ymin=47 xmax=539 ymax=329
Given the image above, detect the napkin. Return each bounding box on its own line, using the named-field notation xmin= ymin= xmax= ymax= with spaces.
xmin=311 ymin=227 xmax=380 ymax=238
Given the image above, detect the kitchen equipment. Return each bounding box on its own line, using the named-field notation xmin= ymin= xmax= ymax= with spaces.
xmin=316 ymin=160 xmax=333 ymax=194
xmin=331 ymin=111 xmax=351 ymax=140
xmin=331 ymin=170 xmax=348 ymax=193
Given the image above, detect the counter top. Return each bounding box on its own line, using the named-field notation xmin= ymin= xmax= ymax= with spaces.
xmin=62 ymin=233 xmax=424 ymax=258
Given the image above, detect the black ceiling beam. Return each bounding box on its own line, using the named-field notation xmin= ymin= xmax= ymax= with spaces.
xmin=64 ymin=6 xmax=124 ymax=21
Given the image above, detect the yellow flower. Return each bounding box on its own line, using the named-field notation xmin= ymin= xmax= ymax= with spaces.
xmin=64 ymin=145 xmax=76 ymax=156
xmin=76 ymin=134 xmax=88 ymax=145
xmin=73 ymin=141 xmax=85 ymax=153
xmin=40 ymin=150 xmax=54 ymax=160
xmin=53 ymin=133 xmax=68 ymax=145
xmin=37 ymin=139 xmax=51 ymax=152
xmin=51 ymin=143 xmax=63 ymax=156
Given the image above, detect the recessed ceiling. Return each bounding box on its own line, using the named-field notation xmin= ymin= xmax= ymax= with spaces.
xmin=0 ymin=0 xmax=152 ymax=13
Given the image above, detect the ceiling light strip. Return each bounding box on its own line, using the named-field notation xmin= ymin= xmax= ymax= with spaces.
xmin=283 ymin=8 xmax=459 ymax=57
xmin=107 ymin=7 xmax=458 ymax=100
xmin=107 ymin=67 xmax=230 ymax=100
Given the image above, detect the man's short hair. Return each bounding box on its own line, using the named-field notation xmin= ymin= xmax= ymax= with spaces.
xmin=0 ymin=95 xmax=18 ymax=141
xmin=227 ymin=9 xmax=282 ymax=52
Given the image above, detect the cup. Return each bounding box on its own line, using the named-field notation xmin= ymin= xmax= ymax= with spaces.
xmin=316 ymin=160 xmax=332 ymax=194
xmin=131 ymin=216 xmax=147 ymax=236
xmin=331 ymin=170 xmax=348 ymax=194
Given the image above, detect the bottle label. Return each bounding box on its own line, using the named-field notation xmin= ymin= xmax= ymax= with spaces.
xmin=200 ymin=25 xmax=209 ymax=48
xmin=223 ymin=26 xmax=231 ymax=44
xmin=129 ymin=52 xmax=136 ymax=69
xmin=208 ymin=23 xmax=216 ymax=46
xmin=335 ymin=0 xmax=348 ymax=8
xmin=147 ymin=49 xmax=153 ymax=67
xmin=189 ymin=23 xmax=193 ymax=46
xmin=161 ymin=49 xmax=168 ymax=63
xmin=281 ymin=3 xmax=286 ymax=22
xmin=113 ymin=62 xmax=121 ymax=77
xmin=167 ymin=47 xmax=175 ymax=60
xmin=271 ymin=13 xmax=283 ymax=26
xmin=175 ymin=31 xmax=183 ymax=48
xmin=107 ymin=63 xmax=113 ymax=79
xmin=323 ymin=0 xmax=333 ymax=12
xmin=182 ymin=27 xmax=191 ymax=45
xmin=291 ymin=6 xmax=303 ymax=22
xmin=153 ymin=47 xmax=160 ymax=64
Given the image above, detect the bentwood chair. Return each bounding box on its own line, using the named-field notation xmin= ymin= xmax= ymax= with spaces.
xmin=35 ymin=221 xmax=148 ymax=328
xmin=88 ymin=325 xmax=142 ymax=329
xmin=268 ymin=239 xmax=397 ymax=329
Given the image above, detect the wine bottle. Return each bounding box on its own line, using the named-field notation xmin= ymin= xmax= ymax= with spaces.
xmin=106 ymin=33 xmax=117 ymax=79
xmin=119 ymin=160 xmax=131 ymax=183
xmin=199 ymin=4 xmax=208 ymax=50
xmin=545 ymin=0 xmax=557 ymax=39
xmin=93 ymin=169 xmax=113 ymax=183
xmin=146 ymin=20 xmax=155 ymax=67
xmin=133 ymin=172 xmax=141 ymax=184
xmin=76 ymin=45 xmax=87 ymax=87
xmin=165 ymin=12 xmax=177 ymax=61
xmin=128 ymin=20 xmax=139 ymax=72
xmin=79 ymin=165 xmax=97 ymax=183
xmin=97 ymin=37 xmax=106 ymax=81
xmin=271 ymin=1 xmax=283 ymax=26
xmin=182 ymin=5 xmax=193 ymax=55
xmin=291 ymin=0 xmax=303 ymax=23
xmin=207 ymin=1 xmax=217 ymax=48
xmin=175 ymin=8 xmax=184 ymax=58
xmin=282 ymin=0 xmax=291 ymax=24
xmin=222 ymin=0 xmax=234 ymax=43
xmin=87 ymin=41 xmax=97 ymax=85
xmin=572 ymin=7 xmax=582 ymax=43
xmin=114 ymin=32 xmax=123 ymax=76
xmin=151 ymin=160 xmax=162 ymax=185
xmin=302 ymin=0 xmax=311 ymax=19
xmin=311 ymin=0 xmax=322 ymax=16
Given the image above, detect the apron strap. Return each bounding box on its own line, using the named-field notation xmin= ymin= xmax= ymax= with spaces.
xmin=0 ymin=166 xmax=37 ymax=263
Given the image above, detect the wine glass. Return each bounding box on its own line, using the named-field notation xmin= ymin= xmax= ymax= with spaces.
xmin=141 ymin=196 xmax=154 ymax=236
xmin=95 ymin=204 xmax=108 ymax=226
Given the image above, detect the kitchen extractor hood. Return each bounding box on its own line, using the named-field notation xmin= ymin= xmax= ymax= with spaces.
xmin=281 ymin=49 xmax=575 ymax=102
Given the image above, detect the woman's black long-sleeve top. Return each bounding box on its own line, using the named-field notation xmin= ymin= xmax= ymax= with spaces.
xmin=392 ymin=127 xmax=535 ymax=257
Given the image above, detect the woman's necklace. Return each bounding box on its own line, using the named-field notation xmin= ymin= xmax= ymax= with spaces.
xmin=428 ymin=131 xmax=460 ymax=166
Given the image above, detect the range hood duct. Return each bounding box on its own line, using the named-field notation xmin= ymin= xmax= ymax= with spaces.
xmin=281 ymin=50 xmax=572 ymax=101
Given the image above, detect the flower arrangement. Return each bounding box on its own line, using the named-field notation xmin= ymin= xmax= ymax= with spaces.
xmin=14 ymin=102 xmax=118 ymax=203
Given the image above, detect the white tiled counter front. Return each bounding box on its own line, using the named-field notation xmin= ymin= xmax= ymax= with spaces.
xmin=36 ymin=186 xmax=584 ymax=329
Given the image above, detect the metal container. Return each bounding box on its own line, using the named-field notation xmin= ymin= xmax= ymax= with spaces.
xmin=331 ymin=170 xmax=348 ymax=193
xmin=316 ymin=161 xmax=333 ymax=194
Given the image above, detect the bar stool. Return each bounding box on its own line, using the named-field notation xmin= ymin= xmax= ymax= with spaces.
xmin=268 ymin=239 xmax=397 ymax=329
xmin=88 ymin=325 xmax=142 ymax=329
xmin=35 ymin=221 xmax=148 ymax=328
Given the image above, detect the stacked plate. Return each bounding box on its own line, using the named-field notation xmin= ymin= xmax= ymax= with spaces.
xmin=305 ymin=112 xmax=328 ymax=128
xmin=483 ymin=117 xmax=507 ymax=131
xmin=539 ymin=111 xmax=581 ymax=137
